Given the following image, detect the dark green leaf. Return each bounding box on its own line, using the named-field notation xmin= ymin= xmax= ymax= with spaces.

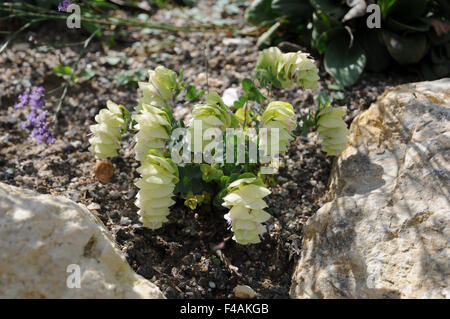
xmin=324 ymin=33 xmax=367 ymax=87
xmin=382 ymin=30 xmax=428 ymax=65
xmin=271 ymin=0 xmax=313 ymax=20
xmin=309 ymin=0 xmax=346 ymax=18
xmin=245 ymin=0 xmax=280 ymax=26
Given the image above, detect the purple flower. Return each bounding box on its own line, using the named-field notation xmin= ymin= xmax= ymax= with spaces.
xmin=14 ymin=91 xmax=30 ymax=109
xmin=29 ymin=86 xmax=45 ymax=109
xmin=14 ymin=87 xmax=55 ymax=144
xmin=58 ymin=0 xmax=72 ymax=12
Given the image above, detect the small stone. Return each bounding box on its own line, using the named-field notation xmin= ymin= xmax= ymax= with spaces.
xmin=110 ymin=190 xmax=121 ymax=200
xmin=222 ymin=87 xmax=240 ymax=107
xmin=120 ymin=216 xmax=132 ymax=226
xmin=93 ymin=161 xmax=114 ymax=184
xmin=87 ymin=202 xmax=101 ymax=210
xmin=233 ymin=285 xmax=256 ymax=299
xmin=208 ymin=281 xmax=216 ymax=289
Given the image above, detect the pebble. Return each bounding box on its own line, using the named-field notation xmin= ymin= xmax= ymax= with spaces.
xmin=87 ymin=202 xmax=101 ymax=210
xmin=208 ymin=281 xmax=216 ymax=289
xmin=120 ymin=216 xmax=132 ymax=226
xmin=233 ymin=285 xmax=256 ymax=299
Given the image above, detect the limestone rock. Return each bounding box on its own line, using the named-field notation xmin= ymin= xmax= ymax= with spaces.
xmin=291 ymin=79 xmax=450 ymax=299
xmin=0 ymin=182 xmax=164 ymax=299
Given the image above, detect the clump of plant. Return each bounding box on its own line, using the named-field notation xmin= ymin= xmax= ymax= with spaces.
xmin=88 ymin=47 xmax=349 ymax=245
xmin=246 ymin=0 xmax=450 ymax=86
xmin=14 ymin=86 xmax=55 ymax=144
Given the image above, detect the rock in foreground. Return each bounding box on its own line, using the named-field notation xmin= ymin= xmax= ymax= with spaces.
xmin=0 ymin=182 xmax=164 ymax=299
xmin=291 ymin=79 xmax=450 ymax=299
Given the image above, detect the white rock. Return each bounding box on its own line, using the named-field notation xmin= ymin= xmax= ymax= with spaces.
xmin=222 ymin=87 xmax=240 ymax=107
xmin=0 ymin=183 xmax=164 ymax=299
xmin=291 ymin=79 xmax=450 ymax=299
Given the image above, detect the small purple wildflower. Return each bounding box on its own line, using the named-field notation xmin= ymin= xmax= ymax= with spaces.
xmin=15 ymin=87 xmax=55 ymax=144
xmin=29 ymin=86 xmax=45 ymax=109
xmin=14 ymin=91 xmax=30 ymax=109
xmin=58 ymin=0 xmax=72 ymax=12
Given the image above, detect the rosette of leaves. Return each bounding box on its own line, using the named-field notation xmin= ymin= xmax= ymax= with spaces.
xmin=259 ymin=101 xmax=296 ymax=156
xmin=135 ymin=150 xmax=179 ymax=229
xmin=317 ymin=106 xmax=349 ymax=156
xmin=222 ymin=177 xmax=272 ymax=245
xmin=246 ymin=0 xmax=450 ymax=87
xmin=88 ymin=100 xmax=126 ymax=160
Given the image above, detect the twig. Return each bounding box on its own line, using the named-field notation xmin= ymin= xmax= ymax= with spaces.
xmin=215 ymin=249 xmax=241 ymax=277
xmin=243 ymin=101 xmax=248 ymax=128
xmin=0 ymin=4 xmax=235 ymax=34
xmin=204 ymin=45 xmax=209 ymax=94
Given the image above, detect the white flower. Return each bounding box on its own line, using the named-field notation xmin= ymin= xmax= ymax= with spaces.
xmin=139 ymin=66 xmax=177 ymax=110
xmin=277 ymin=51 xmax=319 ymax=89
xmin=222 ymin=178 xmax=272 ymax=245
xmin=135 ymin=151 xmax=178 ymax=229
xmin=88 ymin=100 xmax=125 ymax=160
xmin=317 ymin=106 xmax=349 ymax=156
xmin=259 ymin=101 xmax=296 ymax=156
xmin=189 ymin=91 xmax=238 ymax=151
xmin=255 ymin=47 xmax=319 ymax=90
xmin=133 ymin=103 xmax=171 ymax=161
xmin=134 ymin=66 xmax=177 ymax=161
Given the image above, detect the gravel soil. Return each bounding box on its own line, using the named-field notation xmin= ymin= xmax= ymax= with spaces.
xmin=0 ymin=1 xmax=419 ymax=298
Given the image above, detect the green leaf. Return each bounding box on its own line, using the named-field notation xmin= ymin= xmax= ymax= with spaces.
xmin=385 ymin=17 xmax=430 ymax=33
xmin=257 ymin=21 xmax=282 ymax=49
xmin=309 ymin=0 xmax=346 ymax=18
xmin=377 ymin=0 xmax=397 ymax=19
xmin=80 ymin=68 xmax=95 ymax=80
xmin=245 ymin=0 xmax=280 ymax=26
xmin=387 ymin=0 xmax=428 ymax=23
xmin=324 ymin=33 xmax=367 ymax=87
xmin=233 ymin=94 xmax=248 ymax=109
xmin=360 ymin=29 xmax=391 ymax=72
xmin=242 ymin=78 xmax=254 ymax=92
xmin=271 ymin=0 xmax=313 ymax=20
xmin=315 ymin=27 xmax=346 ymax=54
xmin=52 ymin=65 xmax=73 ymax=77
xmin=311 ymin=12 xmax=340 ymax=50
xmin=186 ymin=85 xmax=197 ymax=100
xmin=327 ymin=83 xmax=344 ymax=91
xmin=315 ymin=90 xmax=333 ymax=107
xmin=331 ymin=91 xmax=346 ymax=102
xmin=382 ymin=30 xmax=428 ymax=65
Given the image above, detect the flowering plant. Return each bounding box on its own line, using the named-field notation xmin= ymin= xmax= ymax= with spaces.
xmin=88 ymin=47 xmax=349 ymax=245
xmin=14 ymin=86 xmax=55 ymax=145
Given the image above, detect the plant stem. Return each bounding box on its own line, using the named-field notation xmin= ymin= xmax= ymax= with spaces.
xmin=0 ymin=5 xmax=239 ymax=34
